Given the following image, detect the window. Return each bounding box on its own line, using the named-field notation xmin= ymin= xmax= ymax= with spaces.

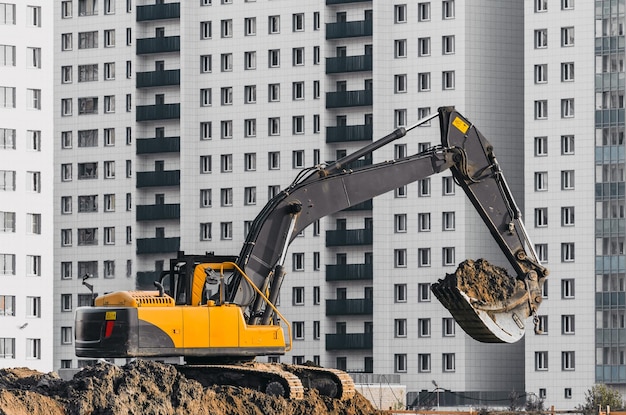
xmin=221 ymin=53 xmax=232 ymax=72
xmin=418 ymin=248 xmax=431 ymax=267
xmin=395 ymin=109 xmax=407 ymax=128
xmin=200 ymin=21 xmax=212 ymax=39
xmin=62 ymin=33 xmax=73 ymax=51
xmin=0 ymin=170 xmax=15 ymax=190
xmin=561 ymin=243 xmax=575 ymax=262
xmin=442 ymin=211 xmax=455 ymax=230
xmin=268 ymin=152 xmax=280 ymax=170
xmin=221 ymin=87 xmax=233 ymax=106
xmin=244 ymin=187 xmax=256 ymax=205
xmin=535 ymin=0 xmax=547 ymax=12
xmin=418 ymin=2 xmax=431 ymax=21
xmin=534 ymin=315 xmax=548 ymax=334
xmin=104 ymin=30 xmax=115 ymax=47
xmin=561 ymin=279 xmax=575 ymax=298
xmin=126 ymin=225 xmax=132 ymax=243
xmin=200 ymin=223 xmax=212 ymax=241
xmin=245 ymin=17 xmax=256 ymax=36
xmin=561 ymin=62 xmax=574 ymax=81
xmin=78 ymin=97 xmax=98 ymax=114
xmin=313 ymin=321 xmax=320 ymax=339
xmin=78 ymin=31 xmax=98 ymax=49
xmin=200 ymin=122 xmax=212 ymax=140
xmin=394 ymin=249 xmax=407 ymax=268
xmin=0 ymin=211 xmax=15 ymax=232
xmin=313 ymin=81 xmax=320 ymax=99
xmin=27 ymin=130 xmax=40 ymax=152
xmin=78 ymin=64 xmax=98 ymax=82
xmin=418 ymin=354 xmax=431 ymax=372
xmin=535 ymin=29 xmax=547 ymax=49
xmin=561 ymin=98 xmax=574 ymax=118
xmin=292 ymin=150 xmax=305 ymax=167
xmin=104 ymin=96 xmax=115 ymax=113
xmin=418 ymin=178 xmax=431 ymax=196
xmin=78 ymin=228 xmax=97 ymax=246
xmin=442 ymin=0 xmax=455 ymax=19
xmin=104 ymin=194 xmax=114 ymax=212
xmin=394 ymin=39 xmax=407 ymax=58
xmin=561 ymin=170 xmax=574 ymax=190
xmin=221 ymin=120 xmax=233 ymax=139
xmin=104 ymin=0 xmax=114 ymax=14
xmin=200 ymin=55 xmax=212 ymax=73
xmin=534 ymin=136 xmax=547 ymax=156
xmin=395 ymin=186 xmax=407 ymax=198
xmin=103 ymin=260 xmax=115 ymax=278
xmin=293 ymin=82 xmax=304 ymax=100
xmin=0 ymin=295 xmax=14 ymax=315
xmin=394 ymin=4 xmax=407 ymax=23
xmin=244 ymin=51 xmax=256 ymax=70
xmin=442 ymin=317 xmax=455 ymax=337
xmin=395 ymin=319 xmax=407 ymax=337
xmin=442 ymin=353 xmax=455 ymax=372
xmin=103 ymin=227 xmax=115 ymax=245
xmin=536 ymin=244 xmax=548 ymax=262
xmin=268 ymin=15 xmax=280 ymax=34
xmin=292 ymin=48 xmax=304 ymax=66
xmin=0 ymin=128 xmax=14 ymax=150
xmin=0 ymin=45 xmax=15 ymax=66
xmin=313 ymin=115 xmax=320 ymax=133
xmin=535 ymin=208 xmax=548 ymax=227
xmin=418 ymin=283 xmax=431 ymax=302
xmin=418 ymin=213 xmax=431 ymax=232
xmin=26 ymin=339 xmax=41 ymax=360
xmin=61 ymin=327 xmax=72 ymax=345
xmin=61 ymin=229 xmax=73 ymax=247
xmin=313 ymin=286 xmax=320 ymax=305
xmin=244 ymin=119 xmax=256 ymax=137
xmin=416 ymin=319 xmax=431 ymax=338
xmin=535 ymin=64 xmax=547 ymax=83
xmin=418 ymin=37 xmax=431 ymax=56
xmin=220 ymin=188 xmax=233 ymax=206
xmin=442 ymin=71 xmax=455 ymax=90
xmin=200 ymin=189 xmax=212 ymax=208
xmin=417 ymin=72 xmax=431 ymax=92
xmin=442 ymin=247 xmax=455 ymax=266
xmin=395 ymin=214 xmax=407 ymax=233
xmin=394 ymin=284 xmax=407 ymax=303
xmin=79 ymin=130 xmax=98 ymax=148
xmin=221 ymin=19 xmax=232 ymax=38
xmin=418 ymin=107 xmax=431 ymax=124
xmin=562 ymin=314 xmax=575 ymax=334
xmin=561 ymin=27 xmax=574 ymax=47
xmin=62 ymin=1 xmax=72 ymax=18
xmin=78 ymin=162 xmax=98 ymax=179
xmin=562 ymin=351 xmax=575 ymax=371
xmin=535 ymin=172 xmax=547 ymax=191
xmin=292 ymin=13 xmax=304 ymax=31
xmin=268 ymin=84 xmax=280 ymax=102
xmin=269 ymin=49 xmax=280 ymax=68
xmin=292 ymin=322 xmax=304 ymax=340
xmin=313 ymin=46 xmax=320 ymax=64
xmin=0 ymin=253 xmax=15 ymax=275
xmin=562 ymin=0 xmax=574 ymax=10
xmin=200 ymin=156 xmax=212 ymax=174
xmin=27 ymin=171 xmax=40 ymax=193
xmin=561 ymin=206 xmax=575 ymax=226
xmin=27 ymin=213 xmax=41 ymax=234
xmin=0 ymin=86 xmax=15 ymax=108
xmin=269 ymin=118 xmax=280 ymax=135
xmin=442 ymin=35 xmax=455 ymax=54
xmin=293 ymin=287 xmax=304 ymax=305
xmin=394 ymin=354 xmax=407 ymax=373
xmin=394 ymin=75 xmax=407 ymax=93
xmin=442 ymin=177 xmax=455 ymax=195
xmin=79 ymin=0 xmax=97 ymax=15
xmin=27 ymin=47 xmax=41 ymax=69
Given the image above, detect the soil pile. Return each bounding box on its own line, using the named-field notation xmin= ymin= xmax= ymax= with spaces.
xmin=0 ymin=360 xmax=380 ymax=415
xmin=450 ymin=259 xmax=519 ymax=304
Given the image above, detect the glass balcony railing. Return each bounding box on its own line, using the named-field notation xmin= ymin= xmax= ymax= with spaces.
xmin=326 ymin=20 xmax=373 ymax=39
xmin=326 ymin=264 xmax=373 ymax=281
xmin=136 ymin=104 xmax=180 ymax=121
xmin=136 ymin=69 xmax=180 ymax=88
xmin=326 ymin=298 xmax=373 ymax=315
xmin=136 ymin=36 xmax=180 ymax=54
xmin=325 ymin=333 xmax=373 ymax=350
xmin=326 ymin=55 xmax=372 ymax=74
xmin=136 ymin=170 xmax=180 ymax=188
xmin=326 ymin=228 xmax=373 ymax=246
xmin=136 ymin=136 xmax=180 ymax=154
xmin=326 ymin=124 xmax=373 ymax=143
xmin=136 ymin=237 xmax=180 ymax=255
xmin=136 ymin=204 xmax=180 ymax=221
xmin=326 ymin=90 xmax=373 ymax=108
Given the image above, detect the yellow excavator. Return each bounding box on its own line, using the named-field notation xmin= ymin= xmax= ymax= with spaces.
xmin=75 ymin=107 xmax=548 ymax=399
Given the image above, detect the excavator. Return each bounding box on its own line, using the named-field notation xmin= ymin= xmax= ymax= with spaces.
xmin=74 ymin=107 xmax=548 ymax=400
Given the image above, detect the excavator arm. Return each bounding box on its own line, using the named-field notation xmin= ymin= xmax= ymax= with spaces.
xmin=227 ymin=107 xmax=547 ymax=343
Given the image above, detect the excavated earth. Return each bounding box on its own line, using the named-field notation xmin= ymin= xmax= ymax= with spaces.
xmin=449 ymin=258 xmax=520 ymax=305
xmin=0 ymin=360 xmax=380 ymax=415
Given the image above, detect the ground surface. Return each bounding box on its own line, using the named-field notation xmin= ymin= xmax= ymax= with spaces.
xmin=0 ymin=360 xmax=380 ymax=415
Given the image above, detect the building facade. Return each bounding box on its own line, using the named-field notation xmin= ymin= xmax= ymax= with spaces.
xmin=0 ymin=1 xmax=54 ymax=372
xmin=50 ymin=0 xmax=613 ymax=410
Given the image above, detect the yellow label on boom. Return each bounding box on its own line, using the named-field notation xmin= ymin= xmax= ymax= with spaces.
xmin=452 ymin=117 xmax=469 ymax=134
xmin=105 ymin=311 xmax=117 ymax=320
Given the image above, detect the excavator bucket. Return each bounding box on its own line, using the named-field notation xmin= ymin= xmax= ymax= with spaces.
xmin=431 ymin=259 xmax=534 ymax=343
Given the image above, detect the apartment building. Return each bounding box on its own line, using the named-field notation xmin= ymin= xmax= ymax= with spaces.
xmin=51 ymin=0 xmax=612 ymax=410
xmin=0 ymin=1 xmax=54 ymax=372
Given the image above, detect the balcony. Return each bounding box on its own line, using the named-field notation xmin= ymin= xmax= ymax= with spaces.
xmin=136 ymin=237 xmax=180 ymax=255
xmin=136 ymin=104 xmax=180 ymax=121
xmin=326 ymin=90 xmax=372 ymax=109
xmin=343 ymin=199 xmax=372 ymax=211
xmin=137 ymin=3 xmax=180 ymax=21
xmin=326 ymin=264 xmax=373 ymax=282
xmin=136 ymin=170 xmax=180 ymax=188
xmin=326 ymin=333 xmax=373 ymax=350
xmin=326 ymin=20 xmax=372 ymax=39
xmin=136 ymin=204 xmax=180 ymax=221
xmin=326 ymin=55 xmax=372 ymax=74
xmin=326 ymin=0 xmax=371 ymax=3
xmin=136 ymin=271 xmax=161 ymax=290
xmin=326 ymin=228 xmax=373 ymax=246
xmin=137 ymin=69 xmax=180 ymax=88
xmin=136 ymin=36 xmax=180 ymax=55
xmin=136 ymin=136 xmax=180 ymax=154
xmin=326 ymin=298 xmax=373 ymax=315
xmin=326 ymin=125 xmax=373 ymax=143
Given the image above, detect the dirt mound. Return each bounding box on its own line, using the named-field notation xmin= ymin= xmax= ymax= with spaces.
xmin=0 ymin=360 xmax=380 ymax=415
xmin=451 ymin=259 xmax=519 ymax=305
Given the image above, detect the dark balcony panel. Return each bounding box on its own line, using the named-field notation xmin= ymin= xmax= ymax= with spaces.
xmin=136 ymin=36 xmax=180 ymax=54
xmin=326 ymin=55 xmax=372 ymax=74
xmin=136 ymin=237 xmax=180 ymax=255
xmin=326 ymin=298 xmax=373 ymax=315
xmin=326 ymin=90 xmax=373 ymax=109
xmin=342 ymin=199 xmax=373 ymax=211
xmin=136 ymin=204 xmax=180 ymax=221
xmin=137 ymin=69 xmax=180 ymax=88
xmin=136 ymin=271 xmax=161 ymax=290
xmin=326 ymin=0 xmax=371 ymax=4
xmin=136 ymin=104 xmax=180 ymax=121
xmin=326 ymin=264 xmax=373 ymax=281
xmin=326 ymin=228 xmax=373 ymax=246
xmin=136 ymin=3 xmax=180 ymax=21
xmin=326 ymin=125 xmax=373 ymax=143
xmin=326 ymin=20 xmax=373 ymax=39
xmin=136 ymin=170 xmax=180 ymax=188
xmin=136 ymin=136 xmax=180 ymax=154
xmin=325 ymin=333 xmax=373 ymax=350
